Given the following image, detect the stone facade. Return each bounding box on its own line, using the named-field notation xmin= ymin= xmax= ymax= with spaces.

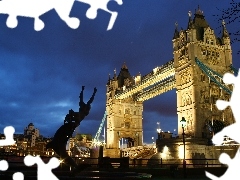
xmin=105 ymin=65 xmax=143 ymax=157
xmin=173 ymin=8 xmax=233 ymax=138
xmin=156 ymin=138 xmax=238 ymax=166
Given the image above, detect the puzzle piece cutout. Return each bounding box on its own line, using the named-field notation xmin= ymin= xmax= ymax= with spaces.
xmin=0 ymin=126 xmax=24 ymax=180
xmin=0 ymin=126 xmax=59 ymax=179
xmin=213 ymin=70 xmax=240 ymax=144
xmin=0 ymin=160 xmax=24 ymax=180
xmin=76 ymin=0 xmax=123 ymax=30
xmin=206 ymin=150 xmax=240 ymax=180
xmin=0 ymin=154 xmax=59 ymax=180
xmin=0 ymin=0 xmax=123 ymax=31
xmin=206 ymin=69 xmax=240 ymax=179
xmin=0 ymin=0 xmax=80 ymax=31
xmin=0 ymin=126 xmax=15 ymax=146
xmin=24 ymin=155 xmax=60 ymax=180
xmin=0 ymin=159 xmax=8 ymax=171
xmin=12 ymin=172 xmax=24 ymax=180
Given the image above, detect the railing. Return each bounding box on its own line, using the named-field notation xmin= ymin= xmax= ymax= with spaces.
xmin=134 ymin=158 xmax=224 ymax=168
xmin=73 ymin=157 xmax=223 ymax=169
xmin=136 ymin=76 xmax=175 ymax=101
xmin=1 ymin=155 xmax=224 ymax=169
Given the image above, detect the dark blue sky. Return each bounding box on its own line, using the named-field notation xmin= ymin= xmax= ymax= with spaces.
xmin=0 ymin=1 xmax=239 ymax=144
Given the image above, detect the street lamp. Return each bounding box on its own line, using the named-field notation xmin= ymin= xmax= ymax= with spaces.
xmin=180 ymin=117 xmax=187 ymax=178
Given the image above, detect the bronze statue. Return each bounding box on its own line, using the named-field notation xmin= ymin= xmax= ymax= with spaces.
xmin=46 ymin=86 xmax=97 ymax=173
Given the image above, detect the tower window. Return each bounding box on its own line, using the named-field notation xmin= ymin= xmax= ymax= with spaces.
xmin=202 ymin=50 xmax=206 ymax=55
xmin=207 ymin=50 xmax=211 ymax=56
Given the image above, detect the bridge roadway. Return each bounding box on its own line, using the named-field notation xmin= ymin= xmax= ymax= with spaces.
xmin=114 ymin=57 xmax=234 ymax=102
xmin=115 ymin=59 xmax=175 ymax=101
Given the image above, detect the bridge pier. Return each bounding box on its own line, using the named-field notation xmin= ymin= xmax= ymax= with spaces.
xmin=156 ymin=137 xmax=238 ymax=167
xmin=104 ymin=148 xmax=121 ymax=158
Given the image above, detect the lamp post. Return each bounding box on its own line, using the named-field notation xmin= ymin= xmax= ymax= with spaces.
xmin=180 ymin=117 xmax=187 ymax=178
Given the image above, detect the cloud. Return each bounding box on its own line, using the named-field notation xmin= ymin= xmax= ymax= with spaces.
xmin=0 ymin=1 xmax=239 ymax=144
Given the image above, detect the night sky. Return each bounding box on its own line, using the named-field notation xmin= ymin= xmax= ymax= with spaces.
xmin=0 ymin=1 xmax=239 ymax=144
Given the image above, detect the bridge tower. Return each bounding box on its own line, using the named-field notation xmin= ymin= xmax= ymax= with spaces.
xmin=105 ymin=64 xmax=143 ymax=157
xmin=173 ymin=7 xmax=234 ymax=138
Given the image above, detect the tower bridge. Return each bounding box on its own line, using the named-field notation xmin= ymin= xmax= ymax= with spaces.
xmin=103 ymin=7 xmax=235 ymax=158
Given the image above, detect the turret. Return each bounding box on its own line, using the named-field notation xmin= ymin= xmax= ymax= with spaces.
xmin=173 ymin=22 xmax=179 ymax=51
xmin=222 ymin=20 xmax=231 ymax=50
xmin=187 ymin=11 xmax=194 ymax=29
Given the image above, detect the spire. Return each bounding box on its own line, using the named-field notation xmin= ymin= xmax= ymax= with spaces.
xmin=173 ymin=22 xmax=179 ymax=39
xmin=195 ymin=5 xmax=203 ymax=16
xmin=187 ymin=11 xmax=194 ymax=29
xmin=107 ymin=73 xmax=111 ymax=85
xmin=222 ymin=20 xmax=229 ymax=38
xmin=114 ymin=68 xmax=117 ymax=80
xmin=122 ymin=62 xmax=128 ymax=69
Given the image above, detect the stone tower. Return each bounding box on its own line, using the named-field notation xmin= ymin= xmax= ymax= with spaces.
xmin=173 ymin=7 xmax=234 ymax=138
xmin=105 ymin=64 xmax=143 ymax=157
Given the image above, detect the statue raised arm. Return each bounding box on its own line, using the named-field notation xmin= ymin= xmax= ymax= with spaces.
xmin=46 ymin=86 xmax=97 ymax=175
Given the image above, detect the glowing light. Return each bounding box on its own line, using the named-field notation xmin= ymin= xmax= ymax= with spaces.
xmin=160 ymin=145 xmax=169 ymax=159
xmin=153 ymin=67 xmax=158 ymax=74
xmin=115 ymin=60 xmax=175 ymax=100
xmin=180 ymin=117 xmax=187 ymax=127
xmin=178 ymin=145 xmax=184 ymax=159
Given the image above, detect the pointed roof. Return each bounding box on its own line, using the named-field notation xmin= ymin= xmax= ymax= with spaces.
xmin=195 ymin=5 xmax=204 ymax=16
xmin=175 ymin=6 xmax=209 ymax=41
xmin=28 ymin=123 xmax=34 ymax=127
xmin=190 ymin=6 xmax=209 ymax=41
xmin=117 ymin=62 xmax=134 ymax=87
xmin=193 ymin=6 xmax=208 ymax=27
xmin=122 ymin=62 xmax=128 ymax=69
